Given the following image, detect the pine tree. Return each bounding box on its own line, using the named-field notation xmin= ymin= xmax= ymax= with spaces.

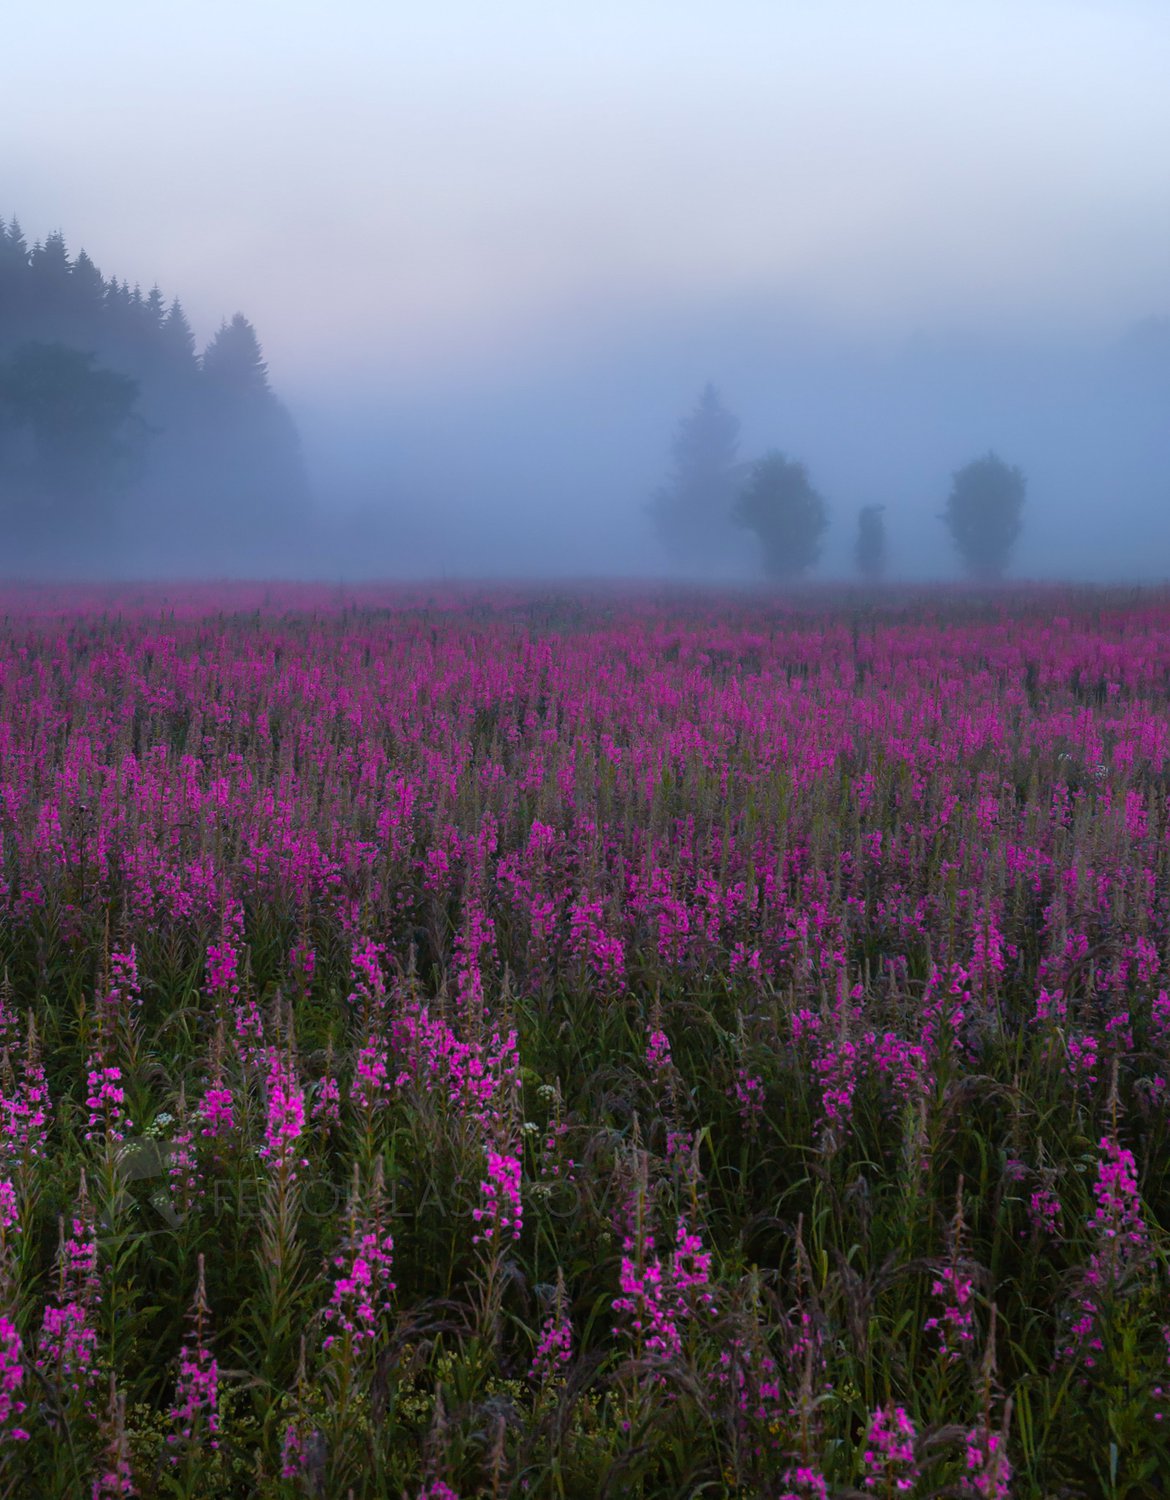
xmin=0 ymin=219 xmax=31 ymax=337
xmin=0 ymin=213 xmax=313 ymax=570
xmin=855 ymin=504 xmax=886 ymax=581
xmin=0 ymin=218 xmax=29 ymax=272
xmin=70 ymin=251 xmax=107 ymax=316
xmin=650 ymin=383 xmax=744 ymax=569
xmin=161 ymin=299 xmax=198 ymax=370
xmin=143 ymin=286 xmax=167 ymax=334
xmin=201 ymin=313 xmax=269 ymax=397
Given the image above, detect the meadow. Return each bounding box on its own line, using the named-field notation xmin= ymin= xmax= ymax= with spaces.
xmin=1 ymin=581 xmax=1169 ymax=1497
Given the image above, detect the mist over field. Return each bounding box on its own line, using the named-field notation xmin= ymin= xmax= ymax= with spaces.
xmin=3 ymin=2 xmax=1170 ymax=584
xmin=10 ymin=9 xmax=1170 ymax=1494
xmin=293 ymin=313 xmax=1170 ymax=582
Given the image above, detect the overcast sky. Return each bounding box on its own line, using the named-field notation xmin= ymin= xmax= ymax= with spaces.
xmin=8 ymin=1 xmax=1169 ymax=392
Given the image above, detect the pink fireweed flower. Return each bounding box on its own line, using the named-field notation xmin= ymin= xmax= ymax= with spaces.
xmin=322 ymin=1227 xmax=396 ymax=1352
xmin=0 ymin=1052 xmax=52 ymax=1165
xmin=962 ymin=1428 xmax=1012 ymax=1498
xmin=731 ymin=1069 xmax=765 ymax=1127
xmin=1064 ymin=1033 xmax=1099 ymax=1095
xmin=712 ymin=1335 xmax=785 ymax=1452
xmin=281 ymin=1421 xmax=322 ymax=1479
xmin=645 ymin=1027 xmax=672 ymax=1074
xmin=0 ymin=1316 xmax=28 ymax=1442
xmin=1090 ymin=1135 xmax=1147 ymax=1261
xmin=1061 ymin=1137 xmax=1149 ymax=1368
xmin=168 ymin=1345 xmax=219 ymax=1455
xmin=92 ymin=1381 xmax=135 ymax=1498
xmin=0 ymin=1179 xmax=17 ymax=1236
xmin=924 ymin=1263 xmax=977 ymax=1363
xmin=862 ymin=1404 xmax=919 ymax=1494
xmin=613 ymin=1215 xmax=715 ymax=1362
xmin=347 ymin=936 xmax=387 ymax=1022
xmin=168 ymin=1256 xmax=218 ymax=1457
xmin=810 ymin=1036 xmax=860 ymax=1145
xmin=288 ymin=940 xmax=316 ymax=988
xmin=1032 ymin=987 xmax=1067 ymax=1025
xmin=204 ymin=937 xmax=240 ymax=1002
xmin=530 ymin=1270 xmax=573 ymax=1383
xmin=167 ymin=1127 xmax=203 ymax=1217
xmin=311 ymin=1072 xmax=341 ymax=1129
xmin=231 ymin=999 xmax=266 ymax=1066
xmin=665 ymin=1128 xmax=695 ymax=1167
xmin=91 ymin=1457 xmax=135 ymax=1499
xmin=84 ymin=1060 xmax=131 ymax=1143
xmin=568 ymin=899 xmax=627 ymax=992
xmin=1027 ymin=1186 xmax=1062 ymax=1239
xmin=780 ymin=1469 xmax=828 ymax=1500
xmin=472 ymin=1148 xmax=523 ymax=1245
xmin=61 ymin=1211 xmax=101 ymax=1308
xmin=351 ymin=1035 xmax=391 ymax=1115
xmin=259 ymin=1055 xmax=305 ymax=1181
xmin=454 ymin=899 xmax=496 ymax=1020
xmin=198 ymin=1079 xmax=235 ymax=1138
xmin=36 ymin=1301 xmax=98 ymax=1399
xmin=105 ymin=947 xmax=141 ymax=1012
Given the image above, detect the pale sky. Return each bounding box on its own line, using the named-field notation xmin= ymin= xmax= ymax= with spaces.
xmin=7 ymin=1 xmax=1169 ymax=390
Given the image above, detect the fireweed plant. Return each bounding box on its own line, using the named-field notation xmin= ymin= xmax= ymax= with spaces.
xmin=0 ymin=581 xmax=1168 ymax=1494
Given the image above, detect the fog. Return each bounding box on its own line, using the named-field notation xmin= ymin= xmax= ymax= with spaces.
xmin=286 ymin=309 xmax=1170 ymax=583
xmin=4 ymin=1 xmax=1170 ymax=583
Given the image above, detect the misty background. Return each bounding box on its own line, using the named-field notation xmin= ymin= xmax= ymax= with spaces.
xmin=3 ymin=1 xmax=1169 ymax=582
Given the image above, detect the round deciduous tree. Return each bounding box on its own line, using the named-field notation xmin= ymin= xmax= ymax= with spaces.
xmin=941 ymin=452 xmax=1025 ymax=580
xmin=734 ymin=450 xmax=828 ymax=581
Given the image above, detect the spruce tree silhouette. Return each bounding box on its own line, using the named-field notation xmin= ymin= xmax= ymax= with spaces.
xmin=650 ymin=383 xmax=744 ymax=571
xmin=0 ymin=219 xmax=313 ymax=571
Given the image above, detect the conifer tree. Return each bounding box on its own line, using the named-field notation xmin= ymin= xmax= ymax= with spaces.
xmin=201 ymin=313 xmax=269 ymax=397
xmin=161 ymin=299 xmax=198 ymax=369
xmin=650 ymin=383 xmax=744 ymax=570
xmin=855 ymin=504 xmax=886 ymax=581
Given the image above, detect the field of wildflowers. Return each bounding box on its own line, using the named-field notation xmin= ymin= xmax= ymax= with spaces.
xmin=1 ymin=580 xmax=1170 ymax=1497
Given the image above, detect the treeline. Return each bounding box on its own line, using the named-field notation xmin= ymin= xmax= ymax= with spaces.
xmin=0 ymin=218 xmax=310 ymax=574
xmin=652 ymin=383 xmax=1027 ymax=582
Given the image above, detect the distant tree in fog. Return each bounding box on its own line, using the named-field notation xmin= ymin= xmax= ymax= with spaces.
xmin=734 ymin=450 xmax=828 ymax=580
xmin=0 ymin=342 xmax=147 ymax=549
xmin=202 ymin=313 xmax=271 ymax=397
xmin=941 ymin=451 xmax=1025 ymax=580
xmin=0 ymin=215 xmax=312 ymax=571
xmin=855 ymin=503 xmax=886 ymax=580
xmin=649 ymin=383 xmax=744 ymax=569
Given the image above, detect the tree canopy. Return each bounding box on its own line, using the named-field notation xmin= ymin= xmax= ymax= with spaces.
xmin=0 ymin=215 xmax=310 ymax=572
xmin=941 ymin=451 xmax=1025 ymax=580
xmin=734 ymin=450 xmax=828 ymax=581
xmin=0 ymin=342 xmax=146 ymax=511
